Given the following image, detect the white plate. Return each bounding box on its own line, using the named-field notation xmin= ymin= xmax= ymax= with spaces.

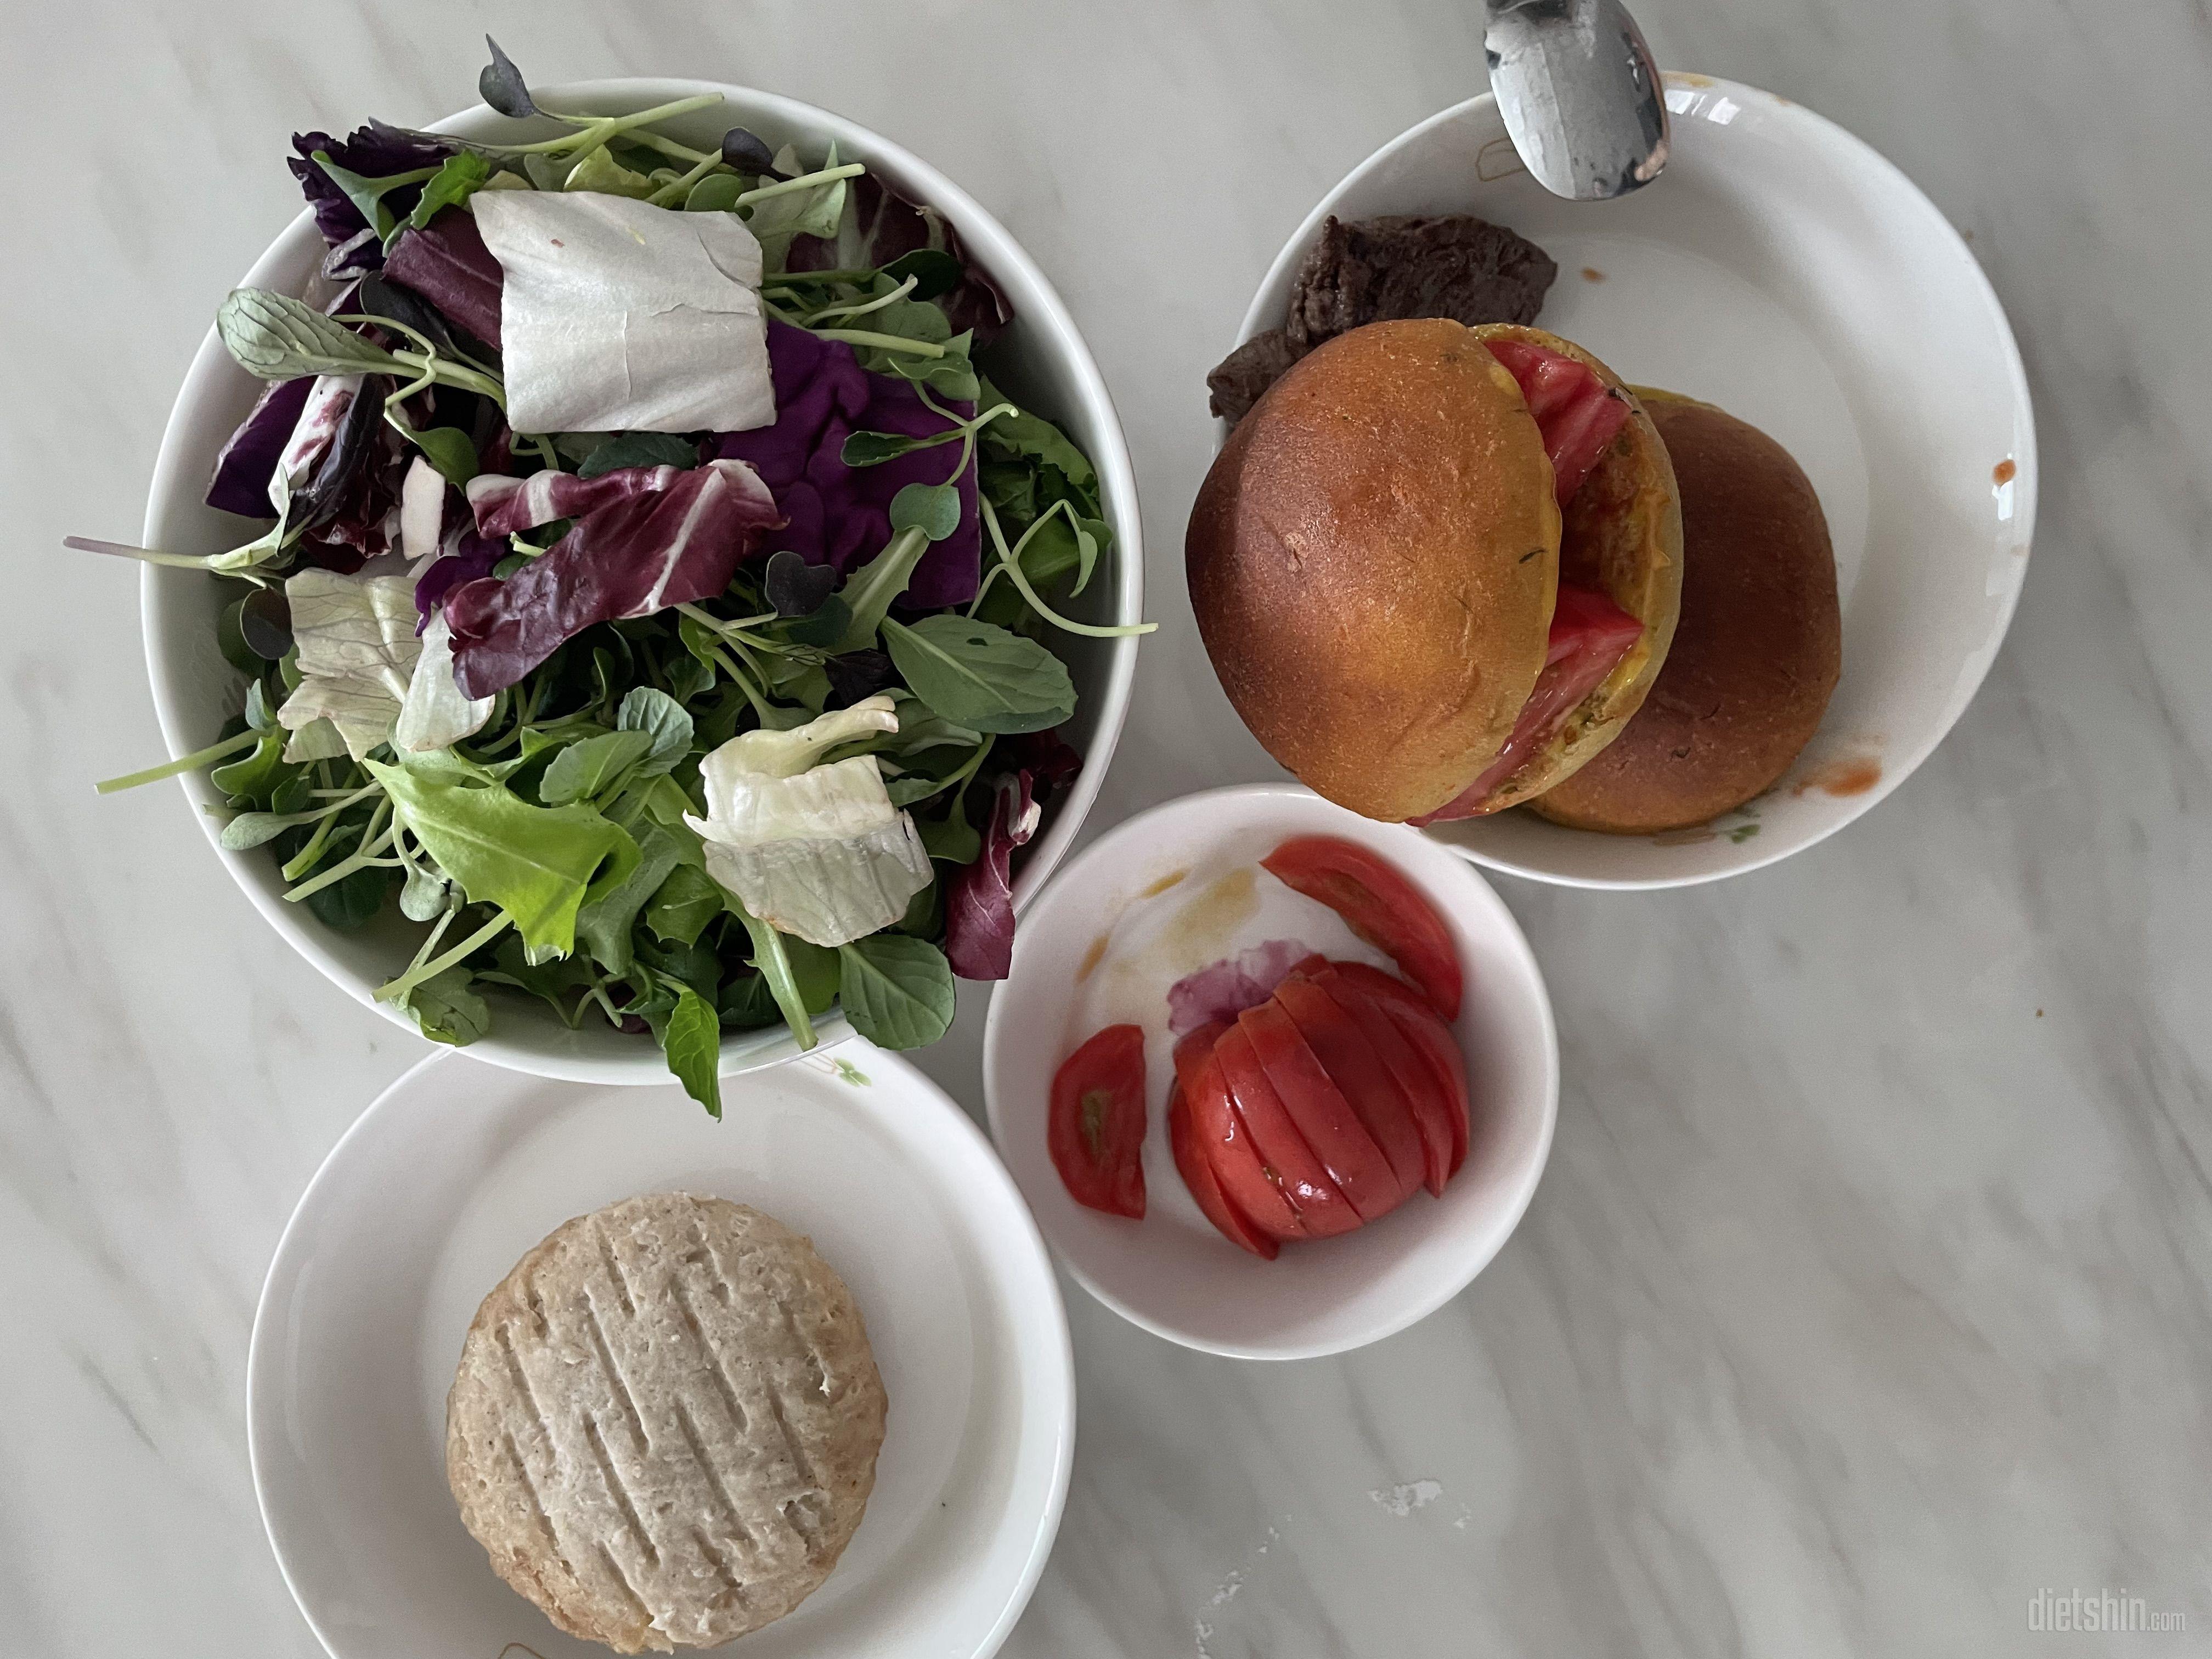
xmin=1227 ymin=76 xmax=2035 ymax=886
xmin=248 ymin=1047 xmax=1073 ymax=1658
xmin=141 ymin=78 xmax=1144 ymax=1080
xmin=981 ymin=785 xmax=1558 ymax=1359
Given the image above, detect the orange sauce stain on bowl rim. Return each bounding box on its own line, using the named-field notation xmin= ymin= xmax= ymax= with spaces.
xmin=1794 ymin=755 xmax=1884 ymax=799
xmin=1993 ymin=458 xmax=2017 ymax=485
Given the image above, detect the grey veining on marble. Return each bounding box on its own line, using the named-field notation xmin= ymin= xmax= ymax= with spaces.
xmin=4 ymin=1 xmax=2210 ymax=1654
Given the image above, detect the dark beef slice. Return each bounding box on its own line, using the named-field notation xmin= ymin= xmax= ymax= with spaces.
xmin=1205 ymin=329 xmax=1302 ymax=424
xmin=1286 ymin=214 xmax=1558 ymax=348
xmin=1205 ymin=214 xmax=1558 ymax=424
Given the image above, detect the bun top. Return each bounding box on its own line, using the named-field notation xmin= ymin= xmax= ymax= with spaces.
xmin=1186 ymin=318 xmax=1560 ymax=821
xmin=1531 ymin=393 xmax=1839 ymax=834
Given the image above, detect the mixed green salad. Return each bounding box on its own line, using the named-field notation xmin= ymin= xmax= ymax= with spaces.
xmin=73 ymin=41 xmax=1149 ymax=1114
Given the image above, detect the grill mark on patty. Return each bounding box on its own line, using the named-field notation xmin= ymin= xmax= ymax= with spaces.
xmin=582 ymin=1289 xmax=650 ymax=1451
xmin=593 ymin=1218 xmax=636 ymax=1317
xmin=581 ymin=1412 xmax=659 ymax=1568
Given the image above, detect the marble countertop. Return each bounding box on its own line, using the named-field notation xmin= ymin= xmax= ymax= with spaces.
xmin=7 ymin=1 xmax=2209 ymax=1653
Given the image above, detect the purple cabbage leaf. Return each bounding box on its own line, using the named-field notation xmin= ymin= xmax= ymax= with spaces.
xmin=943 ymin=769 xmax=1040 ymax=981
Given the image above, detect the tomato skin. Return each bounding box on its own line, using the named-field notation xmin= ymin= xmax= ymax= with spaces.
xmin=1304 ymin=967 xmax=1458 ymax=1196
xmin=1380 ymin=992 xmax=1470 ymax=1178
xmin=1169 ymin=1081 xmax=1279 ymax=1259
xmin=1048 ymin=1024 xmax=1148 ymax=1219
xmin=1236 ymin=1001 xmax=1409 ymax=1222
xmin=1260 ymin=836 xmax=1463 ymax=1020
xmin=1209 ymin=1025 xmax=1363 ymax=1238
xmin=1173 ymin=1026 xmax=1305 ymax=1244
xmin=1271 ymin=978 xmax=1427 ymax=1203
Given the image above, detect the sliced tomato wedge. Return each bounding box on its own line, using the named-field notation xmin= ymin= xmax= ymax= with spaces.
xmin=1483 ymin=337 xmax=1631 ymax=505
xmin=1321 ymin=964 xmax=1473 ymax=1176
xmin=1271 ymin=978 xmax=1427 ymax=1201
xmin=1172 ymin=1024 xmax=1304 ymax=1244
xmin=1236 ymin=1001 xmax=1411 ymax=1221
xmin=1410 ymin=583 xmax=1646 ymax=825
xmin=1169 ymin=1080 xmax=1280 ymax=1259
xmin=1210 ymin=1024 xmax=1363 ymax=1238
xmin=1303 ymin=966 xmax=1458 ymax=1195
xmin=1047 ymin=1023 xmax=1147 ymax=1219
xmin=1260 ymin=836 xmax=1463 ymax=1020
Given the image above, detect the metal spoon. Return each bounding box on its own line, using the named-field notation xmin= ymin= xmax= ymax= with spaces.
xmin=1484 ymin=0 xmax=1670 ymax=200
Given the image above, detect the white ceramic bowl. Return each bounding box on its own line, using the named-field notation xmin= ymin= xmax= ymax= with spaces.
xmin=981 ymin=784 xmax=1558 ymax=1359
xmin=142 ymin=80 xmax=1143 ymax=1078
xmin=1223 ymin=75 xmax=2035 ymax=887
xmin=249 ymin=1045 xmax=1074 ymax=1659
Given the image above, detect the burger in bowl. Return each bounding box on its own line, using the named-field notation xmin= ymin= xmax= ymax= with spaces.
xmin=1188 ymin=317 xmax=1683 ymax=825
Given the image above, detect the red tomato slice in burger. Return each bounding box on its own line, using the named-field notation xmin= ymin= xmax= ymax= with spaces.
xmin=1172 ymin=1025 xmax=1304 ymax=1245
xmin=1260 ymin=836 xmax=1463 ymax=1020
xmin=1210 ymin=1024 xmax=1363 ymax=1238
xmin=1483 ymin=337 xmax=1632 ymax=505
xmin=1048 ymin=1023 xmax=1148 ymax=1219
xmin=1304 ymin=966 xmax=1460 ymax=1195
xmin=1169 ymin=1080 xmax=1281 ymax=1259
xmin=1271 ymin=978 xmax=1429 ymax=1201
xmin=1237 ymin=1001 xmax=1412 ymax=1221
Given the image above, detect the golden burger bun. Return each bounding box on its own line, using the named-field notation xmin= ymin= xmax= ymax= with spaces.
xmin=1531 ymin=392 xmax=1839 ymax=833
xmin=1186 ymin=318 xmax=1680 ymax=821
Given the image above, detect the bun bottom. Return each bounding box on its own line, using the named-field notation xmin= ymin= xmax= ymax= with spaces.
xmin=1530 ymin=392 xmax=1839 ymax=834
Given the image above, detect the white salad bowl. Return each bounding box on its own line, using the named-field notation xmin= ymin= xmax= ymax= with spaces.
xmin=981 ymin=784 xmax=1558 ymax=1360
xmin=140 ymin=79 xmax=1143 ymax=1080
xmin=1222 ymin=75 xmax=2035 ymax=887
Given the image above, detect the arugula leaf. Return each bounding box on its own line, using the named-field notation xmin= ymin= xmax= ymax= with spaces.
xmin=890 ymin=482 xmax=961 ymax=541
xmin=918 ymin=809 xmax=983 ymax=864
xmin=836 ymin=935 xmax=955 ymax=1049
xmin=881 ymin=614 xmax=1076 ymax=733
xmin=365 ymin=759 xmax=634 ymax=958
xmin=304 ymin=863 xmax=393 ymax=931
xmin=219 ymin=289 xmax=400 ymax=381
xmin=882 ymin=247 xmax=964 ymax=301
xmin=644 ymin=864 xmax=724 ymax=946
xmin=405 ymin=966 xmax=490 ymax=1046
xmin=783 ymin=936 xmax=842 ymax=1015
xmin=575 ymin=821 xmax=684 ymax=972
xmin=313 ymin=150 xmax=436 ymax=243
xmin=719 ymin=971 xmax=781 ymax=1030
xmin=658 ymin=985 xmax=723 ymax=1117
xmin=830 ymin=530 xmax=929 ymax=653
xmin=615 ymin=687 xmax=693 ymax=776
xmin=481 ymin=932 xmax=599 ymax=1023
xmin=404 ymin=150 xmax=492 ymax=235
xmin=575 ymin=431 xmax=699 ymax=478
xmin=977 ymin=374 xmax=1100 ymax=503
xmin=540 ymin=729 xmax=655 ymax=806
xmin=726 ymin=896 xmax=817 ymax=1050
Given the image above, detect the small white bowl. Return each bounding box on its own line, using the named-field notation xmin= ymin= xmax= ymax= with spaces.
xmin=981 ymin=784 xmax=1558 ymax=1359
xmin=1223 ymin=76 xmax=2035 ymax=887
xmin=249 ymin=1045 xmax=1073 ymax=1659
xmin=140 ymin=80 xmax=1144 ymax=1079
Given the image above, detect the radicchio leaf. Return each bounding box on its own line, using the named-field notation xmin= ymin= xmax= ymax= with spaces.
xmin=714 ymin=321 xmax=980 ymax=608
xmin=414 ymin=528 xmax=503 ymax=630
xmin=1002 ymin=727 xmax=1082 ymax=801
xmin=943 ymin=769 xmax=1040 ymax=981
xmin=446 ymin=459 xmax=783 ymax=698
xmin=206 ymin=377 xmax=314 ymax=518
xmin=381 ymin=208 xmax=505 ymax=349
xmin=288 ymin=126 xmax=458 ymax=259
xmin=785 ymin=174 xmax=1012 ymax=346
xmin=292 ymin=373 xmax=391 ymax=532
xmin=465 ymin=464 xmax=690 ymax=538
xmin=1166 ymin=940 xmax=1311 ymax=1037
